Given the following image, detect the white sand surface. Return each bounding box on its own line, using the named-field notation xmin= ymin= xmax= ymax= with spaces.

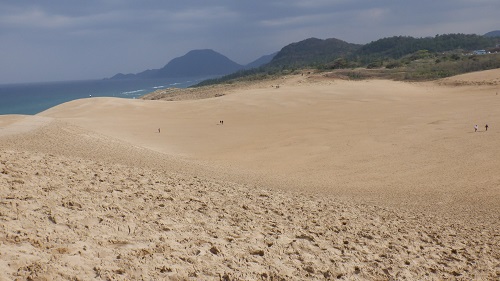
xmin=1 ymin=69 xmax=499 ymax=280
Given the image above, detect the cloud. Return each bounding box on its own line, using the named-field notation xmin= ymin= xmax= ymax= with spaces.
xmin=169 ymin=6 xmax=239 ymax=22
xmin=0 ymin=0 xmax=498 ymax=83
xmin=259 ymin=13 xmax=328 ymax=28
xmin=0 ymin=7 xmax=72 ymax=29
xmin=0 ymin=5 xmax=127 ymax=34
xmin=289 ymin=0 xmax=350 ymax=8
xmin=357 ymin=8 xmax=387 ymax=21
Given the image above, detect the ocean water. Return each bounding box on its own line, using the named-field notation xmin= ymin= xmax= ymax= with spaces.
xmin=0 ymin=77 xmax=205 ymax=115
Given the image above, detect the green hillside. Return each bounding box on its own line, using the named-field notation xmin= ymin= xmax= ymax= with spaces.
xmin=196 ymin=33 xmax=500 ymax=86
xmin=269 ymin=38 xmax=360 ymax=67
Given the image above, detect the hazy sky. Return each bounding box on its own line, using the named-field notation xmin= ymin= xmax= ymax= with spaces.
xmin=1 ymin=0 xmax=498 ymax=84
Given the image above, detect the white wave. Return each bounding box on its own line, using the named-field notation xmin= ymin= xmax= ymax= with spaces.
xmin=121 ymin=89 xmax=145 ymax=95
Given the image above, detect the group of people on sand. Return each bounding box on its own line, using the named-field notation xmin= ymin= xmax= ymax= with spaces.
xmin=474 ymin=124 xmax=488 ymax=132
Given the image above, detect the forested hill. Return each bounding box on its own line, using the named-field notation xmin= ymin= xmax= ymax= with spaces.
xmin=269 ymin=38 xmax=361 ymax=67
xmin=355 ymin=34 xmax=498 ymax=59
xmin=112 ymin=32 xmax=499 ymax=83
xmin=196 ymin=32 xmax=500 ymax=86
xmin=260 ymin=33 xmax=499 ymax=71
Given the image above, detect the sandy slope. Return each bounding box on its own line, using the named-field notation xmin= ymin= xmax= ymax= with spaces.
xmin=40 ymin=70 xmax=500 ymax=220
xmin=1 ymin=69 xmax=499 ymax=280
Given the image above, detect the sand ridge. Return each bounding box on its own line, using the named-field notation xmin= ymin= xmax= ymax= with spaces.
xmin=1 ymin=69 xmax=500 ymax=280
xmin=0 ymin=115 xmax=52 ymax=137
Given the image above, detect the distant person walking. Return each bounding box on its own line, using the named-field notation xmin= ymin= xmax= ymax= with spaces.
xmin=474 ymin=124 xmax=478 ymax=132
xmin=158 ymin=128 xmax=160 ymax=133
xmin=485 ymin=124 xmax=489 ymax=131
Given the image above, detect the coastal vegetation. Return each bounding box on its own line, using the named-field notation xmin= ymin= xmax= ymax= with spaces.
xmin=196 ymin=33 xmax=500 ymax=86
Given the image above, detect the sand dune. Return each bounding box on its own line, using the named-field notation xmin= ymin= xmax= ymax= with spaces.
xmin=40 ymin=71 xmax=500 ymax=219
xmin=1 ymin=69 xmax=499 ymax=280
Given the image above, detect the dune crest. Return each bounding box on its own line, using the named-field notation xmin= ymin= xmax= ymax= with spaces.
xmin=0 ymin=115 xmax=52 ymax=137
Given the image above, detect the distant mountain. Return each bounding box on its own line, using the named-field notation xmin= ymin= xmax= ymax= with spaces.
xmin=110 ymin=73 xmax=136 ymax=80
xmin=484 ymin=30 xmax=500 ymax=37
xmin=156 ymin=49 xmax=242 ymax=78
xmin=269 ymin=38 xmax=361 ymax=67
xmin=111 ymin=49 xmax=244 ymax=80
xmin=110 ymin=49 xmax=277 ymax=80
xmin=244 ymin=52 xmax=278 ymax=69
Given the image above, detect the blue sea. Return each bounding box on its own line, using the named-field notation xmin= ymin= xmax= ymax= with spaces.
xmin=0 ymin=77 xmax=206 ymax=115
